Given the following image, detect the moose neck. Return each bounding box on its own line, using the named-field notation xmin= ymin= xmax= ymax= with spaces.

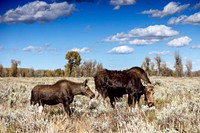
xmin=71 ymin=83 xmax=84 ymax=95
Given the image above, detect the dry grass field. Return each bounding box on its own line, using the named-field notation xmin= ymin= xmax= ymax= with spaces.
xmin=0 ymin=77 xmax=200 ymax=133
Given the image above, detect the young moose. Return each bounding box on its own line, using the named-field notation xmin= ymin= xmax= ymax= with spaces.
xmin=30 ymin=79 xmax=95 ymax=116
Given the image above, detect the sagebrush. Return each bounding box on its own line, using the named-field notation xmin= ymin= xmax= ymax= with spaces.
xmin=0 ymin=77 xmax=199 ymax=133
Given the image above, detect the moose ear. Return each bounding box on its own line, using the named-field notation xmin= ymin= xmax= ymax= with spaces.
xmin=83 ymin=79 xmax=89 ymax=86
xmin=141 ymin=80 xmax=147 ymax=86
xmin=141 ymin=79 xmax=155 ymax=87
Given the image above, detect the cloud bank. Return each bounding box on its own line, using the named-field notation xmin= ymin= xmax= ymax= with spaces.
xmin=168 ymin=12 xmax=200 ymax=25
xmin=0 ymin=1 xmax=75 ymax=24
xmin=149 ymin=51 xmax=170 ymax=55
xmin=110 ymin=0 xmax=136 ymax=10
xmin=191 ymin=45 xmax=200 ymax=49
xmin=107 ymin=45 xmax=134 ymax=54
xmin=142 ymin=2 xmax=189 ymax=18
xmin=22 ymin=44 xmax=57 ymax=53
xmin=167 ymin=36 xmax=192 ymax=47
xmin=104 ymin=25 xmax=179 ymax=45
xmin=70 ymin=47 xmax=91 ymax=53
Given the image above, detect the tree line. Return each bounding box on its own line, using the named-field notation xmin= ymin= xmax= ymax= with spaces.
xmin=0 ymin=51 xmax=200 ymax=77
xmin=141 ymin=51 xmax=200 ymax=77
xmin=0 ymin=51 xmax=103 ymax=77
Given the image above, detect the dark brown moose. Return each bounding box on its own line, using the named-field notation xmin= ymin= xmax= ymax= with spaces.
xmin=93 ymin=66 xmax=155 ymax=108
xmin=30 ymin=79 xmax=95 ymax=116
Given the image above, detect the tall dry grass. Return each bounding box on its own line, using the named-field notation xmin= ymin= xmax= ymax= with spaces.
xmin=0 ymin=77 xmax=199 ymax=133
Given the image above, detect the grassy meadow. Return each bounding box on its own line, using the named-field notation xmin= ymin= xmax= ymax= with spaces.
xmin=0 ymin=77 xmax=200 ymax=133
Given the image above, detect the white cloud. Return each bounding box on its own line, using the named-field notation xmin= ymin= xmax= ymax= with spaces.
xmin=168 ymin=12 xmax=200 ymax=25
xmin=128 ymin=25 xmax=178 ymax=38
xmin=71 ymin=47 xmax=91 ymax=53
xmin=167 ymin=36 xmax=192 ymax=47
xmin=191 ymin=45 xmax=200 ymax=49
xmin=183 ymin=12 xmax=200 ymax=25
xmin=168 ymin=15 xmax=187 ymax=25
xmin=104 ymin=32 xmax=126 ymax=41
xmin=0 ymin=1 xmax=75 ymax=24
xmin=103 ymin=25 xmax=179 ymax=45
xmin=22 ymin=44 xmax=57 ymax=53
xmin=110 ymin=0 xmax=136 ymax=10
xmin=149 ymin=51 xmax=170 ymax=55
xmin=107 ymin=45 xmax=134 ymax=54
xmin=23 ymin=45 xmax=43 ymax=52
xmin=129 ymin=39 xmax=160 ymax=45
xmin=104 ymin=32 xmax=129 ymax=43
xmin=142 ymin=2 xmax=189 ymax=18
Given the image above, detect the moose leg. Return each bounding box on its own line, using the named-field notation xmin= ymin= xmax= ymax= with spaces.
xmin=133 ymin=96 xmax=137 ymax=108
xmin=132 ymin=94 xmax=142 ymax=110
xmin=63 ymin=102 xmax=71 ymax=116
xmin=38 ymin=101 xmax=44 ymax=114
xmin=30 ymin=98 xmax=37 ymax=106
xmin=30 ymin=95 xmax=39 ymax=106
xmin=126 ymin=94 xmax=134 ymax=112
xmin=128 ymin=94 xmax=133 ymax=107
xmin=136 ymin=94 xmax=141 ymax=109
xmin=109 ymin=96 xmax=116 ymax=108
xmin=30 ymin=98 xmax=34 ymax=105
xmin=89 ymin=90 xmax=99 ymax=109
xmin=94 ymin=89 xmax=100 ymax=99
xmin=38 ymin=105 xmax=43 ymax=114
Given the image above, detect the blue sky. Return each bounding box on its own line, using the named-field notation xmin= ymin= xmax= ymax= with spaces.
xmin=0 ymin=0 xmax=200 ymax=70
